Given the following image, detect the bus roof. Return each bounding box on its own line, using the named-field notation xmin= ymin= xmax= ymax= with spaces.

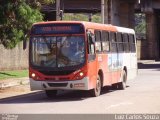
xmin=33 ymin=21 xmax=135 ymax=34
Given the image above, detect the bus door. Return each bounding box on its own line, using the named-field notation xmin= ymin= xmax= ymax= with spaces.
xmin=101 ymin=31 xmax=112 ymax=86
xmin=117 ymin=33 xmax=124 ymax=82
xmin=95 ymin=30 xmax=112 ymax=86
xmin=110 ymin=32 xmax=119 ymax=84
xmin=87 ymin=30 xmax=97 ymax=89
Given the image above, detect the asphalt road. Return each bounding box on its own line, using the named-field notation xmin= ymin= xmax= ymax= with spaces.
xmin=0 ymin=62 xmax=160 ymax=114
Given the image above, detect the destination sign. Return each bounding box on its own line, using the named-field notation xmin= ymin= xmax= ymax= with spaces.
xmin=31 ymin=24 xmax=84 ymax=35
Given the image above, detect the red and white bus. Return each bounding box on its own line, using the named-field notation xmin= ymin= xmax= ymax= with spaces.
xmin=29 ymin=21 xmax=137 ymax=97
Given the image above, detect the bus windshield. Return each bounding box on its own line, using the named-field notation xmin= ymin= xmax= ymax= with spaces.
xmin=31 ymin=36 xmax=85 ymax=68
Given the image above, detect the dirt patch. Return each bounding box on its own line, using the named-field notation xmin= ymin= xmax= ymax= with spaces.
xmin=0 ymin=85 xmax=31 ymax=99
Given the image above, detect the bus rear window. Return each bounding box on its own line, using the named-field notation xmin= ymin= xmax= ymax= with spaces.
xmin=31 ymin=24 xmax=85 ymax=35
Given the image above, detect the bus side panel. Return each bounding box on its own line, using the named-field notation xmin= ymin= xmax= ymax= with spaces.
xmin=110 ymin=53 xmax=119 ymax=84
xmin=129 ymin=52 xmax=137 ymax=80
xmin=87 ymin=57 xmax=98 ymax=90
xmin=98 ymin=54 xmax=112 ymax=86
xmin=108 ymin=53 xmax=123 ymax=84
xmin=117 ymin=53 xmax=124 ymax=82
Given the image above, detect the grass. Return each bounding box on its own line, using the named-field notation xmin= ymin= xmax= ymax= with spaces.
xmin=0 ymin=70 xmax=28 ymax=80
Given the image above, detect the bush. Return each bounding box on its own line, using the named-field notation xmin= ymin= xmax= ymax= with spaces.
xmin=0 ymin=0 xmax=43 ymax=49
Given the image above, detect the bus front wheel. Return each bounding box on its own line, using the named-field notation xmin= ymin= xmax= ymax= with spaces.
xmin=90 ymin=75 xmax=102 ymax=97
xmin=45 ymin=90 xmax=57 ymax=98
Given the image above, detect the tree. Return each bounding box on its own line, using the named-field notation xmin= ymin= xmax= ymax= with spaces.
xmin=63 ymin=13 xmax=101 ymax=23
xmin=0 ymin=0 xmax=54 ymax=49
xmin=135 ymin=13 xmax=146 ymax=34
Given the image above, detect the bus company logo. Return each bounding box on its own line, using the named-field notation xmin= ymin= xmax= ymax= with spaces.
xmin=74 ymin=83 xmax=85 ymax=88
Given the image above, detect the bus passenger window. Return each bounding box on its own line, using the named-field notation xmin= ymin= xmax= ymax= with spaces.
xmin=102 ymin=31 xmax=110 ymax=52
xmin=110 ymin=32 xmax=116 ymax=42
xmin=95 ymin=30 xmax=102 ymax=53
xmin=129 ymin=34 xmax=136 ymax=52
xmin=110 ymin=32 xmax=117 ymax=53
xmin=117 ymin=32 xmax=124 ymax=52
xmin=102 ymin=42 xmax=110 ymax=52
xmin=123 ymin=33 xmax=130 ymax=53
xmin=111 ymin=42 xmax=117 ymax=53
xmin=95 ymin=42 xmax=102 ymax=53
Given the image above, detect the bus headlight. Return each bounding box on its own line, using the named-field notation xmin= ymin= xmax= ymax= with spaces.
xmin=79 ymin=72 xmax=84 ymax=77
xmin=31 ymin=73 xmax=36 ymax=78
xmin=74 ymin=71 xmax=86 ymax=80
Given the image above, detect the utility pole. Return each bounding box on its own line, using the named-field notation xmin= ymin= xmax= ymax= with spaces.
xmin=88 ymin=13 xmax=92 ymax=22
xmin=101 ymin=0 xmax=105 ymax=24
xmin=56 ymin=0 xmax=61 ymax=20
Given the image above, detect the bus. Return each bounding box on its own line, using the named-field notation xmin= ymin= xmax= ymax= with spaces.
xmin=28 ymin=21 xmax=137 ymax=98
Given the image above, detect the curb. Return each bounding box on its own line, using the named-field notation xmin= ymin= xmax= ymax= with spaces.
xmin=138 ymin=60 xmax=155 ymax=64
xmin=0 ymin=78 xmax=29 ymax=89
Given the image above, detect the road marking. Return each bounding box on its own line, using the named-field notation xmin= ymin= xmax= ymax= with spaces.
xmin=106 ymin=102 xmax=133 ymax=110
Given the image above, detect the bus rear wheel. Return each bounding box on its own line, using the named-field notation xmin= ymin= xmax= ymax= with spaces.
xmin=45 ymin=90 xmax=57 ymax=98
xmin=90 ymin=75 xmax=102 ymax=97
xmin=118 ymin=70 xmax=127 ymax=90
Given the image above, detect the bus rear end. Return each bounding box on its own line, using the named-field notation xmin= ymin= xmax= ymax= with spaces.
xmin=29 ymin=22 xmax=90 ymax=97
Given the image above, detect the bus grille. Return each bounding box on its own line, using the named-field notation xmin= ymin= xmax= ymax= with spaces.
xmin=39 ymin=70 xmax=75 ymax=76
xmin=48 ymin=83 xmax=68 ymax=87
xmin=45 ymin=77 xmax=70 ymax=80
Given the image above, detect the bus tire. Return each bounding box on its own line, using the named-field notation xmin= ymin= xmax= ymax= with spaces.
xmin=90 ymin=75 xmax=102 ymax=97
xmin=118 ymin=70 xmax=127 ymax=90
xmin=45 ymin=90 xmax=57 ymax=98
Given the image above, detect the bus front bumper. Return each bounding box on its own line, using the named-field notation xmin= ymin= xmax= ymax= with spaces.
xmin=30 ymin=77 xmax=90 ymax=91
